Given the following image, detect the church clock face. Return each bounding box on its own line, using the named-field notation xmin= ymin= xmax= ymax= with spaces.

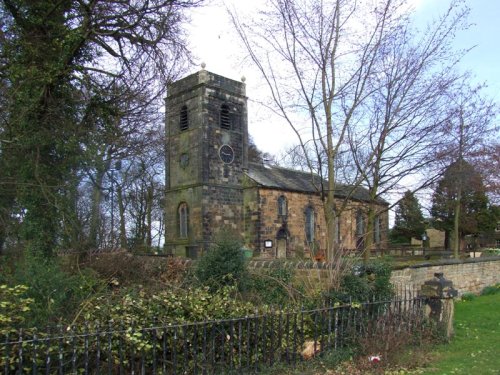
xmin=219 ymin=144 xmax=234 ymax=164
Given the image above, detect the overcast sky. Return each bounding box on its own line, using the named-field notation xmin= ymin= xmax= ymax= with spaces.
xmin=185 ymin=0 xmax=500 ymax=156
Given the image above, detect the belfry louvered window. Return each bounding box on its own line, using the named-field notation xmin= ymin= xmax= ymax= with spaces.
xmin=180 ymin=105 xmax=188 ymax=131
xmin=220 ymin=104 xmax=231 ymax=130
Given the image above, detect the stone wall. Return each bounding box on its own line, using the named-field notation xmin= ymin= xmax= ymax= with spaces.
xmin=256 ymin=189 xmax=326 ymax=258
xmin=248 ymin=257 xmax=500 ymax=295
xmin=132 ymin=256 xmax=500 ymax=296
xmin=246 ymin=188 xmax=389 ymax=258
xmin=390 ymin=257 xmax=500 ymax=295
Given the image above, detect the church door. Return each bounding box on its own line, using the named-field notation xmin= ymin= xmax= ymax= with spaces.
xmin=276 ymin=229 xmax=288 ymax=258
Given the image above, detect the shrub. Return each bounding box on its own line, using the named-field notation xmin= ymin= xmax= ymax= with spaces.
xmin=326 ymin=261 xmax=394 ymax=303
xmin=0 ymin=284 xmax=34 ymax=335
xmin=78 ymin=284 xmax=255 ymax=326
xmin=81 ymin=252 xmax=189 ymax=291
xmin=480 ymin=283 xmax=500 ymax=296
xmin=1 ymin=254 xmax=103 ymax=327
xmin=245 ymin=265 xmax=300 ymax=307
xmin=461 ymin=292 xmax=476 ymax=301
xmin=355 ymin=312 xmax=437 ymax=373
xmin=194 ymin=233 xmax=247 ymax=291
xmin=1 ymin=284 xmax=257 ymax=374
xmin=481 ymin=248 xmax=500 ymax=256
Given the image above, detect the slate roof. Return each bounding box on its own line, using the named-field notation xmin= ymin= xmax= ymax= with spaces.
xmin=246 ymin=162 xmax=388 ymax=205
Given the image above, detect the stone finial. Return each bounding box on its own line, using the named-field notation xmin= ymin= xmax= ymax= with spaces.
xmin=241 ymin=75 xmax=246 ymax=82
xmin=201 ymin=62 xmax=206 ymax=69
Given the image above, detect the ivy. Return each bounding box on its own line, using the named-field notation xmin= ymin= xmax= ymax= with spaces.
xmin=0 ymin=284 xmax=34 ymax=336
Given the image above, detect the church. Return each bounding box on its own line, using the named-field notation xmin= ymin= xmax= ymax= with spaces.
xmin=164 ymin=70 xmax=389 ymax=259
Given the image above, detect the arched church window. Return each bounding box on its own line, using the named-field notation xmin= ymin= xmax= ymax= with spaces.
xmin=305 ymin=206 xmax=315 ymax=243
xmin=373 ymin=215 xmax=381 ymax=244
xmin=333 ymin=210 xmax=341 ymax=243
xmin=220 ymin=104 xmax=231 ymax=130
xmin=278 ymin=195 xmax=288 ymax=217
xmin=355 ymin=210 xmax=365 ymax=250
xmin=180 ymin=105 xmax=188 ymax=131
xmin=356 ymin=210 xmax=365 ymax=237
xmin=178 ymin=202 xmax=189 ymax=238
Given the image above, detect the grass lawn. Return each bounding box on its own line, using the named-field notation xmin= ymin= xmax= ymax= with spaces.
xmin=418 ymin=292 xmax=500 ymax=375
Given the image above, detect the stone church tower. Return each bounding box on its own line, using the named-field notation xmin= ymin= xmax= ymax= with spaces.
xmin=165 ymin=70 xmax=389 ymax=259
xmin=164 ymin=70 xmax=248 ymax=257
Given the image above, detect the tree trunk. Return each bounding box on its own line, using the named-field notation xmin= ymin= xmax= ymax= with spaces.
xmin=0 ymin=231 xmax=5 ymax=255
xmin=453 ymin=112 xmax=465 ymax=259
xmin=60 ymin=180 xmax=81 ymax=251
xmin=146 ymin=183 xmax=153 ymax=248
xmin=444 ymin=230 xmax=450 ymax=250
xmin=88 ymin=168 xmax=106 ymax=250
xmin=364 ymin=206 xmax=375 ymax=263
xmin=117 ymin=184 xmax=127 ymax=249
xmin=453 ymin=190 xmax=461 ymax=258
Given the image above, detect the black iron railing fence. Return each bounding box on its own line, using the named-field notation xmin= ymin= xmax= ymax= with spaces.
xmin=2 ymin=295 xmax=427 ymax=374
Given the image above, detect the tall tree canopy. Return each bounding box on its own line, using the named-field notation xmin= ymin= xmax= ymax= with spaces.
xmin=0 ymin=0 xmax=200 ymax=256
xmin=431 ymin=159 xmax=495 ymax=251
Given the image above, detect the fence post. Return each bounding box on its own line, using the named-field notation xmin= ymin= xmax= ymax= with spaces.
xmin=419 ymin=272 xmax=458 ymax=339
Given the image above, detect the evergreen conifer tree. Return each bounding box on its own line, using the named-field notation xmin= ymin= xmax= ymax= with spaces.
xmin=391 ymin=191 xmax=425 ymax=243
xmin=431 ymin=160 xmax=494 ymax=250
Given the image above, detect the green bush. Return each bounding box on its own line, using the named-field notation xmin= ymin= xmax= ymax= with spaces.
xmin=0 ymin=254 xmax=103 ymax=327
xmin=79 ymin=284 xmax=255 ymax=326
xmin=481 ymin=248 xmax=500 ymax=256
xmin=327 ymin=261 xmax=394 ymax=303
xmin=480 ymin=283 xmax=500 ymax=296
xmin=461 ymin=292 xmax=476 ymax=301
xmin=245 ymin=266 xmax=299 ymax=307
xmin=1 ymin=284 xmax=258 ymax=373
xmin=0 ymin=284 xmax=34 ymax=335
xmin=194 ymin=233 xmax=248 ymax=291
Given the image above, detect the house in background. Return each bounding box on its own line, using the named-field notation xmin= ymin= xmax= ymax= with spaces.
xmin=164 ymin=70 xmax=389 ymax=259
xmin=411 ymin=228 xmax=446 ymax=249
xmin=410 ymin=221 xmax=500 ymax=251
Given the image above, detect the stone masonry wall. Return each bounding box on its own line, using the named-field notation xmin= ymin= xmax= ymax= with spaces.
xmin=248 ymin=257 xmax=500 ymax=295
xmin=390 ymin=257 xmax=500 ymax=295
xmin=165 ymin=70 xmax=247 ymax=257
xmin=256 ymin=189 xmax=325 ymax=258
xmin=252 ymin=188 xmax=389 ymax=258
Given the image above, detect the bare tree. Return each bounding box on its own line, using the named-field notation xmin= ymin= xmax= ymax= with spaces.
xmin=232 ymin=0 xmax=415 ymax=259
xmin=433 ymin=84 xmax=497 ymax=257
xmin=348 ymin=2 xmax=471 ymax=260
xmin=232 ymin=0 xmax=473 ymax=260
